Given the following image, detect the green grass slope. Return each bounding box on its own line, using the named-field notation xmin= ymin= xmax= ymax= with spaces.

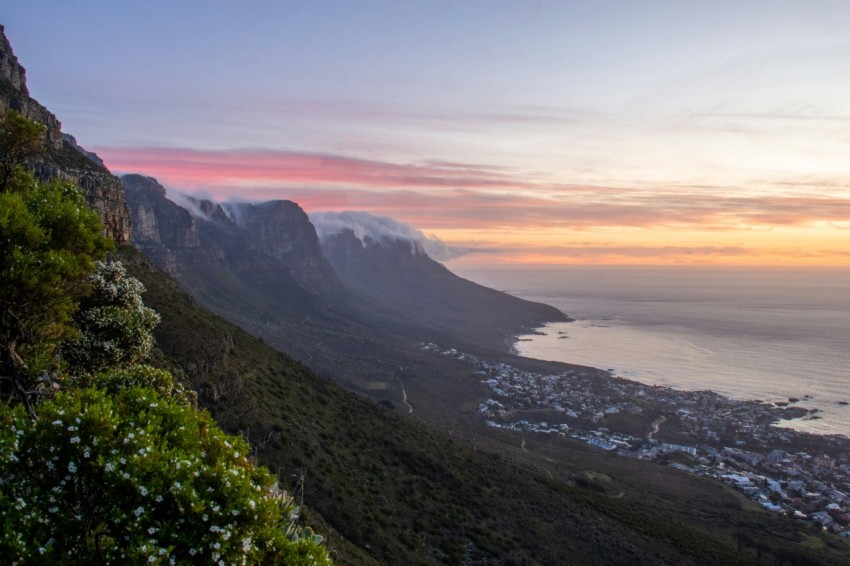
xmin=122 ymin=247 xmax=850 ymax=565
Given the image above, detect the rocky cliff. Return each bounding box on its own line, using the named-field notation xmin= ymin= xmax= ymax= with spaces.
xmin=121 ymin=174 xmax=199 ymax=273
xmin=223 ymin=200 xmax=339 ymax=296
xmin=122 ymin=174 xmax=342 ymax=309
xmin=0 ymin=24 xmax=131 ymax=243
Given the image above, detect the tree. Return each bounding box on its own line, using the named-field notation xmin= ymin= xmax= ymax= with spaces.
xmin=0 ymin=111 xmax=45 ymax=192
xmin=62 ymin=261 xmax=161 ymax=376
xmin=0 ymin=374 xmax=331 ymax=565
xmin=0 ymin=113 xmax=113 ymax=401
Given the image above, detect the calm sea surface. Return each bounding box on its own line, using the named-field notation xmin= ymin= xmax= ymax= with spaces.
xmin=453 ymin=266 xmax=850 ymax=436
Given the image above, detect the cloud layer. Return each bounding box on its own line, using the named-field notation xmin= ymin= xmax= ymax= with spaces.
xmin=310 ymin=210 xmax=468 ymax=262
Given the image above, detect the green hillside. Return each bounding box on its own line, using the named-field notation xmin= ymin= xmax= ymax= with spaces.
xmin=122 ymin=246 xmax=850 ymax=565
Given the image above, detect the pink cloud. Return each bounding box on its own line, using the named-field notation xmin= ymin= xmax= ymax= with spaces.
xmin=94 ymin=147 xmax=518 ymax=190
xmin=96 ymin=146 xmax=850 ymax=233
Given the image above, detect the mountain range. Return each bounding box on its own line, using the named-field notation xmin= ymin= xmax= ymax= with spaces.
xmin=3 ymin=23 xmax=849 ymax=564
xmin=122 ymin=172 xmax=567 ymax=403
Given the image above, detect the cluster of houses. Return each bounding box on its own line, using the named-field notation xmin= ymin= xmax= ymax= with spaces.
xmin=421 ymin=342 xmax=850 ymax=536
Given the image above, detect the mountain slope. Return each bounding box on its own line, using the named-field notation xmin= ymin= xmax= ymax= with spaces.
xmin=123 ymin=246 xmax=844 ymax=566
xmin=322 ymin=228 xmax=568 ymax=350
xmin=121 ymin=174 xmax=565 ymax=398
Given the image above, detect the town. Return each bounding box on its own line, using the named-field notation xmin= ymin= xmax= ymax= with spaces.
xmin=422 ymin=342 xmax=850 ymax=537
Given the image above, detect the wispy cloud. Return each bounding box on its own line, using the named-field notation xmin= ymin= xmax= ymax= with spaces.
xmin=98 ymin=146 xmax=850 ymax=234
xmin=96 ymin=146 xmax=519 ymax=190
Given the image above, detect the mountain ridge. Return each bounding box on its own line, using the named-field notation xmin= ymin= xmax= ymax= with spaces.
xmin=0 ymin=24 xmax=131 ymax=243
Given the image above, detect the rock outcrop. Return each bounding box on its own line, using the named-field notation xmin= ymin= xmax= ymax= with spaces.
xmin=122 ymin=174 xmax=199 ymax=273
xmin=223 ymin=200 xmax=339 ymax=296
xmin=0 ymin=24 xmax=131 ymax=243
xmin=122 ymin=174 xmax=342 ymax=306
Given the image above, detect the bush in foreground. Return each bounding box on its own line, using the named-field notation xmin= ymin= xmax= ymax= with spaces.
xmin=0 ymin=382 xmax=331 ymax=565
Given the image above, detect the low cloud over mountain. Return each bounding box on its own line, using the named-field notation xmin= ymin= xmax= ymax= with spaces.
xmin=310 ymin=210 xmax=467 ymax=262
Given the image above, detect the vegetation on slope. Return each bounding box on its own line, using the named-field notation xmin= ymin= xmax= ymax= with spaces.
xmin=124 ymin=246 xmax=850 ymax=565
xmin=0 ymin=112 xmax=330 ymax=564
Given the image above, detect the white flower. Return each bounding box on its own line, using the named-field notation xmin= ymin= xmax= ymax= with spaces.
xmin=68 ymin=462 xmax=77 ymax=473
xmin=135 ymin=506 xmax=145 ymax=517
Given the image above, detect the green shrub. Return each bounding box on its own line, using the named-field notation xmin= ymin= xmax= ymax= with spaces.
xmin=0 ymin=385 xmax=331 ymax=565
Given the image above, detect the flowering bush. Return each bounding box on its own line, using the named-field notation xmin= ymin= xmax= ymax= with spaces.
xmin=62 ymin=261 xmax=161 ymax=376
xmin=0 ymin=385 xmax=331 ymax=565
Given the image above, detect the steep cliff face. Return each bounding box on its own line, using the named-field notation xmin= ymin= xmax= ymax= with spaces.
xmin=0 ymin=26 xmax=61 ymax=151
xmin=0 ymin=25 xmax=131 ymax=243
xmin=122 ymin=174 xmax=342 ymax=309
xmin=224 ymin=200 xmax=339 ymax=295
xmin=122 ymin=174 xmax=199 ymax=273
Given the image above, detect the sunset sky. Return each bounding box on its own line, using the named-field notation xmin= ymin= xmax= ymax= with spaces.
xmin=4 ymin=1 xmax=850 ymax=266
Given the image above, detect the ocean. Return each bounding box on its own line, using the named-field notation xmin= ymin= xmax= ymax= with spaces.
xmin=453 ymin=266 xmax=850 ymax=437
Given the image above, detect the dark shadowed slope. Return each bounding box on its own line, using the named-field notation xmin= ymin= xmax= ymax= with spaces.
xmin=123 ymin=247 xmax=846 ymax=566
xmin=322 ymin=228 xmax=568 ymax=350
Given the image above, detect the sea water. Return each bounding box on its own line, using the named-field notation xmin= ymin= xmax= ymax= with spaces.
xmin=453 ymin=266 xmax=850 ymax=436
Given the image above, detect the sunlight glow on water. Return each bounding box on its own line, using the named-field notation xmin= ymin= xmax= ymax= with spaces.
xmin=456 ymin=266 xmax=850 ymax=436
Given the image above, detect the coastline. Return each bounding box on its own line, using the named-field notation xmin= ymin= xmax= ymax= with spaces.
xmin=513 ymin=318 xmax=849 ymax=437
xmin=423 ymin=338 xmax=850 ymax=535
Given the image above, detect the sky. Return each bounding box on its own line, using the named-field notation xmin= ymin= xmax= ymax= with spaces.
xmin=4 ymin=1 xmax=850 ymax=266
